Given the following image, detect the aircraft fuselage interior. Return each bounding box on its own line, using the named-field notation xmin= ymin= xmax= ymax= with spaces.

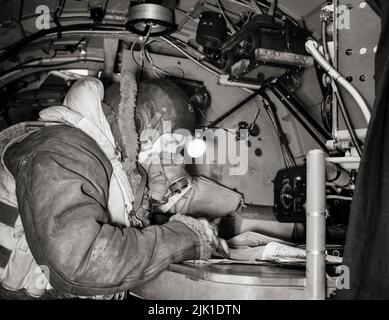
xmin=0 ymin=0 xmax=385 ymax=301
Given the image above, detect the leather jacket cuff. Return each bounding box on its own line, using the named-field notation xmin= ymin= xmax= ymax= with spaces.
xmin=169 ymin=214 xmax=212 ymax=260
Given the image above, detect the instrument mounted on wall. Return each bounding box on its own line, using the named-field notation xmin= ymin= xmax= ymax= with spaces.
xmin=126 ymin=1 xmax=176 ymax=36
xmin=196 ymin=13 xmax=313 ymax=77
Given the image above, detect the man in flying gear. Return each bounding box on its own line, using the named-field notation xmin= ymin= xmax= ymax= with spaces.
xmin=0 ymin=74 xmax=242 ymax=299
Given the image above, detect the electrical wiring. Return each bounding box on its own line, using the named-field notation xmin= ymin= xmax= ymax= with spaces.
xmin=247 ymin=98 xmax=262 ymax=141
xmin=130 ymin=37 xmax=155 ymax=72
xmin=143 ymin=48 xmax=185 ymax=78
xmin=249 ymin=103 xmax=261 ymax=129
xmin=5 ymin=0 xmax=298 ymax=62
xmin=158 ymin=36 xmax=221 ymax=77
xmin=138 ymin=26 xmax=152 ymax=70
xmin=320 ymin=19 xmax=363 ymax=157
xmin=264 ymin=103 xmax=291 ymax=167
xmin=261 ymin=95 xmax=296 ymax=168
xmin=333 ymin=86 xmax=363 ymax=157
xmin=197 ymin=108 xmax=213 ymax=125
xmin=266 ymin=103 xmax=296 ymax=167
xmin=306 ymin=40 xmax=371 ymax=124
xmin=145 ymin=52 xmax=178 ymax=77
xmin=130 ymin=30 xmax=186 ymax=78
xmin=130 ymin=36 xmax=182 ymax=78
xmin=268 ymin=104 xmax=292 ymax=168
xmin=320 ymin=92 xmax=333 ymax=133
xmin=1 ymin=27 xmax=210 ymax=80
xmin=321 ymin=20 xmax=331 ymax=63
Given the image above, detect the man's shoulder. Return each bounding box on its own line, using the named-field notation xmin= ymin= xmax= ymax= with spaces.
xmin=5 ymin=124 xmax=107 ymax=167
xmin=29 ymin=125 xmax=98 ymax=151
xmin=37 ymin=125 xmax=93 ymax=143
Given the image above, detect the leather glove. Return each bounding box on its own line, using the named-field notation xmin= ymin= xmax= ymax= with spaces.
xmin=169 ymin=214 xmax=230 ymax=260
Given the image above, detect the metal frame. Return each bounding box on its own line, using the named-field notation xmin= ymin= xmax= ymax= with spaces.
xmin=306 ymin=149 xmax=360 ymax=299
xmin=334 ymin=0 xmax=379 ymax=138
xmin=268 ymin=80 xmax=331 ymax=153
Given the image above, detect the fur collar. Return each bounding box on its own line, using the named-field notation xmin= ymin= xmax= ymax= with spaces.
xmin=115 ymin=71 xmax=142 ymax=191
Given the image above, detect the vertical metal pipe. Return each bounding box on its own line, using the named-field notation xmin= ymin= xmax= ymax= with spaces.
xmin=306 ymin=149 xmax=327 ymax=300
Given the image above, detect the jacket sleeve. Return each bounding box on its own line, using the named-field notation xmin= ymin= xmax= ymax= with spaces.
xmin=10 ymin=136 xmax=202 ymax=296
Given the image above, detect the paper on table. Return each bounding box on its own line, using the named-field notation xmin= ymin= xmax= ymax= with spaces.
xmin=185 ymin=232 xmax=343 ymax=266
xmin=227 ymin=241 xmax=309 ymax=263
xmin=262 ymin=242 xmax=306 ymax=261
xmin=227 ymin=231 xmax=294 ymax=248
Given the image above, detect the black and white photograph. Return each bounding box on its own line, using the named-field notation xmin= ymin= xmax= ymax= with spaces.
xmin=0 ymin=0 xmax=386 ymax=307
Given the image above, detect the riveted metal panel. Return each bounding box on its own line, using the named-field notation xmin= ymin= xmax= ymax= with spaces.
xmin=337 ymin=0 xmax=380 ymax=131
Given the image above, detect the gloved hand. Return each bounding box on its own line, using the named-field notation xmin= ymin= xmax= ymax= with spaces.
xmin=169 ymin=214 xmax=230 ymax=260
xmin=197 ymin=218 xmax=230 ymax=259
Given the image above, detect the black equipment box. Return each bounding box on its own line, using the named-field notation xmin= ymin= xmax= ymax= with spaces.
xmin=273 ymin=166 xmax=306 ymax=223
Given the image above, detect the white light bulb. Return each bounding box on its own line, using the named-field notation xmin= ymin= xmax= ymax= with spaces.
xmin=186 ymin=138 xmax=206 ymax=158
